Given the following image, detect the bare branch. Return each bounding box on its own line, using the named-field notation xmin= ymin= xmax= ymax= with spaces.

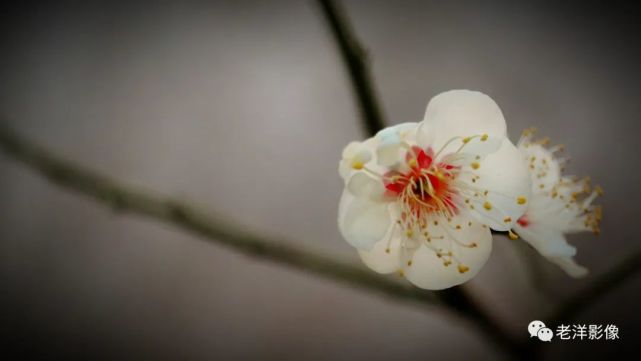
xmin=317 ymin=0 xmax=386 ymax=137
xmin=0 ymin=126 xmax=440 ymax=306
xmin=547 ymin=248 xmax=641 ymax=324
xmin=0 ymin=126 xmax=527 ymax=359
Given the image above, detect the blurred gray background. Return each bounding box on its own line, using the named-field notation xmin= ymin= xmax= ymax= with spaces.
xmin=1 ymin=0 xmax=640 ymax=360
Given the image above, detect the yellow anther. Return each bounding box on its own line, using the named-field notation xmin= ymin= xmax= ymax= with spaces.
xmin=385 ymin=248 xmax=390 ymax=254
xmin=595 ymin=185 xmax=604 ymax=196
xmin=456 ymin=224 xmax=461 ymax=230
xmin=405 ymin=229 xmax=414 ymax=238
xmin=539 ymin=184 xmax=545 ymax=189
xmin=471 ymin=162 xmax=480 ymax=169
xmin=468 ymin=221 xmax=472 ymax=226
xmin=508 ymin=230 xmax=519 ymax=240
xmin=480 ymin=134 xmax=488 ymax=141
xmin=351 ymin=161 xmax=364 ymax=170
xmin=458 ymin=265 xmax=470 ymax=274
xmin=522 ymin=127 xmax=537 ymax=136
xmin=408 ymin=158 xmax=418 ymax=168
xmin=470 ymin=242 xmax=478 ymax=248
xmin=483 ymin=201 xmax=492 ymax=210
xmin=398 ymin=270 xmax=405 ymax=277
xmin=503 ymin=217 xmax=512 ymax=223
xmin=463 ymin=137 xmax=471 ymax=144
xmin=517 ymin=196 xmax=527 ymax=205
xmin=407 ymin=260 xmax=413 ymax=266
xmin=552 ymin=191 xmax=558 ymax=198
xmin=433 ymin=221 xmax=439 ymax=225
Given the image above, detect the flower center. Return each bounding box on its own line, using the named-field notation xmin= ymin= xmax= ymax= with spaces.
xmin=381 ymin=146 xmax=477 ymax=273
xmin=384 ymin=146 xmax=458 ymax=221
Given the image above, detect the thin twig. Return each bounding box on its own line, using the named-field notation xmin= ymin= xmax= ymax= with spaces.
xmin=0 ymin=126 xmax=438 ymax=306
xmin=317 ymin=0 xmax=386 ymax=136
xmin=547 ymin=248 xmax=641 ymax=324
xmin=0 ymin=126 xmax=525 ymax=360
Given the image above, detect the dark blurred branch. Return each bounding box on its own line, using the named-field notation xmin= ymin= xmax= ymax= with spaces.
xmin=0 ymin=126 xmax=439 ymax=306
xmin=0 ymin=126 xmax=527 ymax=360
xmin=547 ymin=248 xmax=641 ymax=324
xmin=316 ymin=1 xmax=527 ymax=359
xmin=317 ymin=0 xmax=386 ymax=136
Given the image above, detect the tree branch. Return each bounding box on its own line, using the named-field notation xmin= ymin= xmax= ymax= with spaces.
xmin=317 ymin=0 xmax=386 ymax=136
xmin=0 ymin=126 xmax=526 ymax=360
xmin=0 ymin=126 xmax=440 ymax=306
xmin=547 ymin=248 xmax=641 ymax=324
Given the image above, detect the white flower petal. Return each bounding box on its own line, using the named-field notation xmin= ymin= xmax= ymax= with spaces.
xmin=375 ymin=122 xmax=418 ymax=167
xmin=418 ymin=90 xmax=507 ymax=153
xmin=339 ymin=141 xmax=375 ymax=182
xmin=514 ymin=223 xmax=577 ymax=258
xmin=402 ymin=214 xmax=492 ymax=290
xmin=346 ymin=172 xmax=386 ymax=201
xmin=358 ymin=225 xmax=402 ymax=274
xmin=549 ymin=256 xmax=589 ymax=278
xmin=511 ymin=131 xmax=599 ymax=277
xmin=338 ymin=160 xmax=351 ymax=180
xmin=514 ymin=222 xmax=588 ymax=278
xmin=342 ymin=141 xmax=362 ymax=159
xmin=338 ymin=190 xmax=392 ymax=250
xmin=518 ymin=142 xmax=563 ymax=191
xmin=439 ymin=134 xmax=503 ymax=168
xmin=459 ymin=139 xmax=531 ymax=231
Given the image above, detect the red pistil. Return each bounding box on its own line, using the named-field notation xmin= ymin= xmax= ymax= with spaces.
xmin=517 ymin=215 xmax=530 ymax=227
xmin=384 ymin=147 xmax=458 ymax=215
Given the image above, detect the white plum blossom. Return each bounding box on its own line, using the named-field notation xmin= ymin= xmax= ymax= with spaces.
xmin=512 ymin=129 xmax=602 ymax=278
xmin=338 ymin=90 xmax=531 ymax=290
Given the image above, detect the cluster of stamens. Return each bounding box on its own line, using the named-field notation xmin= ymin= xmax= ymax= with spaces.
xmin=350 ymin=133 xmax=529 ymax=274
xmin=519 ymin=128 xmax=603 ymax=235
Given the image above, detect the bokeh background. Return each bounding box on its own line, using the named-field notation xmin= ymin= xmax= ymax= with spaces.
xmin=1 ymin=0 xmax=640 ymax=360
